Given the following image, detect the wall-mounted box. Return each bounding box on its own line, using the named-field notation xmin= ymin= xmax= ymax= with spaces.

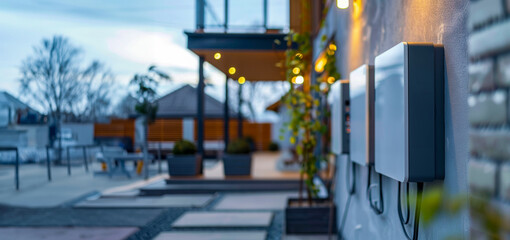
xmin=329 ymin=81 xmax=350 ymax=155
xmin=349 ymin=65 xmax=374 ymax=166
xmin=374 ymin=42 xmax=445 ymax=182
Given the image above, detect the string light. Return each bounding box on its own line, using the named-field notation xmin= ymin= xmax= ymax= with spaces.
xmin=337 ymin=0 xmax=349 ymax=9
xmin=228 ymin=67 xmax=236 ymax=75
xmin=238 ymin=76 xmax=246 ymax=84
xmin=295 ymin=75 xmax=304 ymax=84
xmin=214 ymin=52 xmax=221 ymax=60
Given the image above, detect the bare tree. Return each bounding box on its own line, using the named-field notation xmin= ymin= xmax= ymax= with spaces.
xmin=74 ymin=61 xmax=115 ymax=121
xmin=19 ymin=35 xmax=113 ymax=160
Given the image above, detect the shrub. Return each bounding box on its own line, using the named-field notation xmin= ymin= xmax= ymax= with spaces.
xmin=172 ymin=140 xmax=197 ymax=155
xmin=226 ymin=138 xmax=251 ymax=154
xmin=268 ymin=142 xmax=279 ymax=151
xmin=243 ymin=136 xmax=256 ymax=151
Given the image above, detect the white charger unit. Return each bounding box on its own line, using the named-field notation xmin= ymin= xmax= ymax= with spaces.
xmin=374 ymin=42 xmax=445 ymax=182
xmin=349 ymin=64 xmax=374 ymax=166
xmin=329 ymin=81 xmax=350 ymax=155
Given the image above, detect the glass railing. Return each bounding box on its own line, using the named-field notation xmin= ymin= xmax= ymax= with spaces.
xmin=198 ymin=0 xmax=289 ymax=33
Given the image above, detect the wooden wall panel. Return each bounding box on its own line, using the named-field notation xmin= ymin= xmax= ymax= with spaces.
xmin=94 ymin=118 xmax=272 ymax=150
xmin=194 ymin=119 xmax=272 ymax=150
xmin=94 ymin=119 xmax=135 ymax=144
xmin=148 ymin=119 xmax=182 ymax=142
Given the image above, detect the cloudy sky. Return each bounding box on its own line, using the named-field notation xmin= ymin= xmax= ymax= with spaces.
xmin=0 ymin=0 xmax=288 ymax=121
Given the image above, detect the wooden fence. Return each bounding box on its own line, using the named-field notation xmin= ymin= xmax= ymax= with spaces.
xmin=94 ymin=118 xmax=273 ymax=150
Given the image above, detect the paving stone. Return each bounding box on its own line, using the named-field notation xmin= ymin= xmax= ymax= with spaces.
xmin=172 ymin=212 xmax=273 ymax=228
xmin=469 ymin=0 xmax=504 ymax=30
xmin=499 ymin=164 xmax=510 ymax=201
xmin=469 ymin=20 xmax=510 ymax=58
xmin=470 ymin=59 xmax=495 ymax=92
xmin=75 ymin=195 xmax=213 ymax=208
xmin=154 ymin=231 xmax=267 ymax=240
xmin=214 ymin=192 xmax=298 ymax=210
xmin=0 ymin=207 xmax=164 ymax=227
xmin=470 ymin=130 xmax=510 ymax=161
xmin=496 ymin=53 xmax=510 ymax=87
xmin=468 ymin=91 xmax=507 ymax=126
xmin=0 ymin=227 xmax=138 ymax=240
xmin=468 ymin=160 xmax=497 ymax=196
xmin=284 ymin=235 xmax=337 ymax=240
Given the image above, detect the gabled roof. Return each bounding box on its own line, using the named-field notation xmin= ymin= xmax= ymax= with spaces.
xmin=156 ymin=84 xmax=237 ymax=118
xmin=0 ymin=91 xmax=38 ymax=113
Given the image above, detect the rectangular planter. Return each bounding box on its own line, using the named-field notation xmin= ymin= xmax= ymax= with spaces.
xmin=223 ymin=154 xmax=252 ymax=176
xmin=167 ymin=154 xmax=201 ymax=176
xmin=285 ymin=198 xmax=337 ymax=234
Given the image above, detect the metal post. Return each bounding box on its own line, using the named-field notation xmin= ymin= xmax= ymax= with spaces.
xmin=197 ymin=56 xmax=205 ymax=174
xmin=15 ymin=148 xmax=19 ymax=190
xmin=196 ymin=0 xmax=205 ymax=30
xmin=224 ymin=76 xmax=230 ymax=151
xmin=82 ymin=146 xmax=88 ymax=172
xmin=224 ymin=0 xmax=229 ymax=32
xmin=157 ymin=142 xmax=162 ymax=174
xmin=263 ymin=0 xmax=268 ymax=30
xmin=46 ymin=146 xmax=51 ymax=181
xmin=238 ymin=83 xmax=243 ymax=138
xmin=66 ymin=147 xmax=71 ymax=176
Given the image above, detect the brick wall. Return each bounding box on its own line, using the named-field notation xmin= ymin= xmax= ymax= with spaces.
xmin=469 ymin=0 xmax=510 ymax=238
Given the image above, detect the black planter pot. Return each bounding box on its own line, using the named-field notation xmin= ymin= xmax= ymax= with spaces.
xmin=285 ymin=198 xmax=337 ymax=234
xmin=223 ymin=154 xmax=252 ymax=176
xmin=167 ymin=154 xmax=201 ymax=176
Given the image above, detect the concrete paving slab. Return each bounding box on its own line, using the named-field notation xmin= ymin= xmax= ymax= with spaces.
xmin=284 ymin=235 xmax=337 ymax=240
xmin=172 ymin=212 xmax=273 ymax=228
xmin=214 ymin=192 xmax=299 ymax=210
xmin=0 ymin=227 xmax=138 ymax=240
xmin=75 ymin=194 xmax=214 ymax=208
xmin=154 ymin=231 xmax=266 ymax=240
xmin=0 ymin=163 xmax=166 ymax=207
xmin=0 ymin=207 xmax=164 ymax=227
xmin=101 ymin=190 xmax=140 ymax=198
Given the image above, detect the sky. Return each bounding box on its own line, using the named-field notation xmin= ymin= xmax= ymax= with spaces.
xmin=0 ymin=0 xmax=288 ymax=122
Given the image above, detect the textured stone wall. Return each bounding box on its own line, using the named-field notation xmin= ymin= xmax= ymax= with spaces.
xmin=469 ymin=0 xmax=510 ymax=238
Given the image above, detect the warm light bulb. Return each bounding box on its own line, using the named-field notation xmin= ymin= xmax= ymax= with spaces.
xmin=228 ymin=67 xmax=236 ymax=75
xmin=337 ymin=0 xmax=349 ymax=9
xmin=295 ymin=75 xmax=304 ymax=84
xmin=327 ymin=76 xmax=335 ymax=84
xmin=329 ymin=43 xmax=337 ymax=51
xmin=292 ymin=67 xmax=300 ymax=75
xmin=238 ymin=76 xmax=246 ymax=84
xmin=314 ymin=57 xmax=327 ymax=73
xmin=214 ymin=52 xmax=221 ymax=60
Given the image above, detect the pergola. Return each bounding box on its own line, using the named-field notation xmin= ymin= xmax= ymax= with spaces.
xmin=186 ymin=0 xmax=305 ymax=170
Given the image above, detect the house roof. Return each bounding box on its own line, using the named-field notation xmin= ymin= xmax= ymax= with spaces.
xmin=156 ymin=84 xmax=237 ymax=118
xmin=0 ymin=91 xmax=37 ymax=113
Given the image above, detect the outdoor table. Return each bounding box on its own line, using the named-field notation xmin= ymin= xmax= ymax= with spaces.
xmin=104 ymin=153 xmax=153 ymax=178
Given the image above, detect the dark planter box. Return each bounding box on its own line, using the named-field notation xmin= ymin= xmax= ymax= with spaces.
xmin=167 ymin=154 xmax=201 ymax=176
xmin=223 ymin=154 xmax=252 ymax=176
xmin=285 ymin=198 xmax=337 ymax=234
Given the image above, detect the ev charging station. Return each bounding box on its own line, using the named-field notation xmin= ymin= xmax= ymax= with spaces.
xmin=349 ymin=64 xmax=374 ymax=166
xmin=330 ymin=80 xmax=350 ymax=156
xmin=374 ymin=42 xmax=445 ymax=182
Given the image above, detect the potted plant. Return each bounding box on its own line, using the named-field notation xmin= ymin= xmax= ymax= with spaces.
xmin=268 ymin=142 xmax=280 ymax=152
xmin=167 ymin=140 xmax=201 ymax=176
xmin=223 ymin=138 xmax=252 ymax=176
